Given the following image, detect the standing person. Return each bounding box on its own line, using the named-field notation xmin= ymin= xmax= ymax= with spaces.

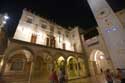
xmin=105 ymin=69 xmax=113 ymax=83
xmin=114 ymin=68 xmax=125 ymax=83
xmin=53 ymin=70 xmax=59 ymax=83
xmin=58 ymin=68 xmax=64 ymax=83
xmin=100 ymin=68 xmax=103 ymax=73
xmin=115 ymin=68 xmax=122 ymax=83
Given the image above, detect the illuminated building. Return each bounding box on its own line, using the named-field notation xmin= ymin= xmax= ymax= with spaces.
xmin=0 ymin=9 xmax=88 ymax=82
xmin=0 ymin=1 xmax=125 ymax=82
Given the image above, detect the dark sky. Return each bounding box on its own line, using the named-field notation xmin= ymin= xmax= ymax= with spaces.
xmin=0 ymin=0 xmax=125 ymax=39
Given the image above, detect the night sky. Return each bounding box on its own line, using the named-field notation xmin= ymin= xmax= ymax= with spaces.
xmin=0 ymin=0 xmax=125 ymax=39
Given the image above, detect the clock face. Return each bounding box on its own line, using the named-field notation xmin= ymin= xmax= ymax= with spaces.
xmin=96 ymin=8 xmax=110 ymax=19
xmin=103 ymin=18 xmax=113 ymax=28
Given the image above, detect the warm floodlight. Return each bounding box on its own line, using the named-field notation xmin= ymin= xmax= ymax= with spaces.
xmin=2 ymin=20 xmax=6 ymax=24
xmin=100 ymin=55 xmax=104 ymax=60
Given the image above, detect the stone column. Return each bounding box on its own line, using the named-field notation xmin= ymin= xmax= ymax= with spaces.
xmin=28 ymin=61 xmax=34 ymax=83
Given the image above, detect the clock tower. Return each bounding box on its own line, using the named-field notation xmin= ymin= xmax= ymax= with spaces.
xmin=87 ymin=0 xmax=125 ymax=69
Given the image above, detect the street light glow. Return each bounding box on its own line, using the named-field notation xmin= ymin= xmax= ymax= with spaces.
xmin=4 ymin=14 xmax=9 ymax=20
xmin=100 ymin=56 xmax=104 ymax=60
xmin=2 ymin=20 xmax=6 ymax=24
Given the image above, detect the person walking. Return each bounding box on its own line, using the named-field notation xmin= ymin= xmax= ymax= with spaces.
xmin=105 ymin=69 xmax=113 ymax=83
xmin=49 ymin=69 xmax=58 ymax=83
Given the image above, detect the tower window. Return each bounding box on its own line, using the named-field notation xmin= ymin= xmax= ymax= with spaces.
xmin=50 ymin=25 xmax=54 ymax=32
xmin=26 ymin=17 xmax=33 ymax=23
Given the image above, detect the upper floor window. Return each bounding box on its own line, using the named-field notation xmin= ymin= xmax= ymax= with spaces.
xmin=50 ymin=25 xmax=54 ymax=32
xmin=31 ymin=34 xmax=37 ymax=43
xmin=26 ymin=16 xmax=33 ymax=23
xmin=46 ymin=37 xmax=49 ymax=46
xmin=41 ymin=24 xmax=47 ymax=29
xmin=65 ymin=31 xmax=69 ymax=38
xmin=46 ymin=36 xmax=56 ymax=48
xmin=72 ymin=34 xmax=75 ymax=38
xmin=63 ymin=43 xmax=65 ymax=50
xmin=66 ymin=34 xmax=69 ymax=38
xmin=50 ymin=36 xmax=56 ymax=48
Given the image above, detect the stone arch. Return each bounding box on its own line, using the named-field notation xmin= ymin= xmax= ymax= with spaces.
xmin=89 ymin=49 xmax=104 ymax=61
xmin=7 ymin=49 xmax=33 ymax=62
xmin=77 ymin=57 xmax=86 ymax=77
xmin=2 ymin=47 xmax=34 ymax=81
xmin=57 ymin=56 xmax=65 ymax=66
xmin=4 ymin=46 xmax=34 ymax=61
xmin=33 ymin=55 xmax=50 ymax=80
xmin=32 ymin=50 xmax=53 ymax=81
xmin=89 ymin=49 xmax=111 ymax=76
xmin=55 ymin=56 xmax=65 ymax=70
xmin=54 ymin=52 xmax=66 ymax=75
xmin=66 ymin=56 xmax=78 ymax=79
xmin=54 ymin=52 xmax=66 ymax=60
xmin=4 ymin=48 xmax=33 ymax=72
xmin=42 ymin=50 xmax=53 ymax=64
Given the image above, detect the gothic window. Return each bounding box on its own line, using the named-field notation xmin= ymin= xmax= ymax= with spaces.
xmin=26 ymin=16 xmax=33 ymax=23
xmin=46 ymin=37 xmax=49 ymax=46
xmin=31 ymin=34 xmax=37 ymax=43
xmin=73 ymin=43 xmax=77 ymax=52
xmin=10 ymin=59 xmax=24 ymax=71
xmin=50 ymin=36 xmax=56 ymax=48
xmin=63 ymin=43 xmax=65 ymax=50
xmin=50 ymin=25 xmax=54 ymax=32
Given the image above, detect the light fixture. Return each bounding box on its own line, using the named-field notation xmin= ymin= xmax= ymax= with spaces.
xmin=112 ymin=28 xmax=117 ymax=31
xmin=100 ymin=55 xmax=104 ymax=60
xmin=0 ymin=59 xmax=4 ymax=67
xmin=2 ymin=20 xmax=6 ymax=24
xmin=4 ymin=14 xmax=9 ymax=20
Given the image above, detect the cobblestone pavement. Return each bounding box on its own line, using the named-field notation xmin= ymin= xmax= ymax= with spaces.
xmin=68 ymin=74 xmax=107 ymax=83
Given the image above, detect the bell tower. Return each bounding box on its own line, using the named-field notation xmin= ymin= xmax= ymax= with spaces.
xmin=87 ymin=0 xmax=125 ymax=69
